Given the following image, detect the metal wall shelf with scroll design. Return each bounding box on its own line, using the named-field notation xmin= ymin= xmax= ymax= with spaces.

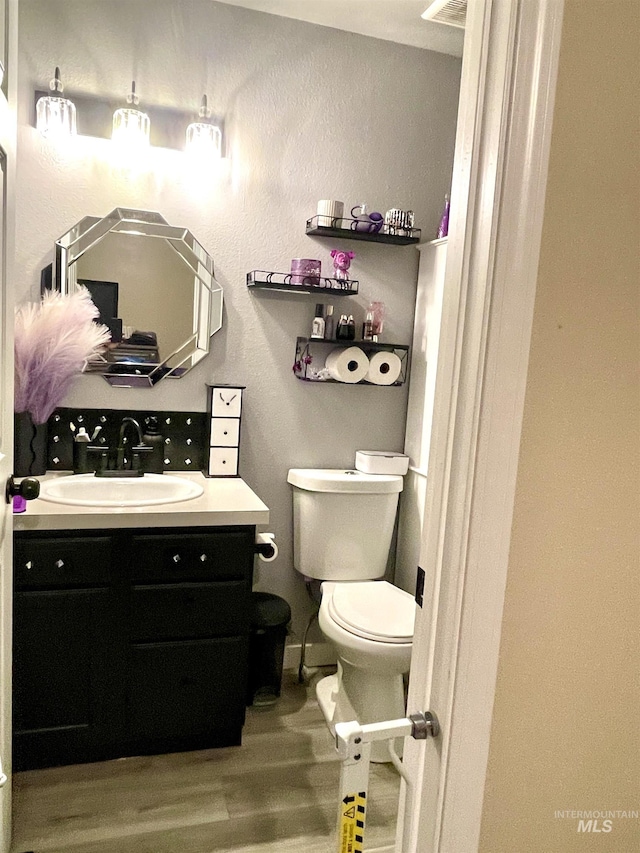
xmin=293 ymin=337 xmax=409 ymax=386
xmin=247 ymin=270 xmax=359 ymax=295
xmin=305 ymin=215 xmax=421 ymax=246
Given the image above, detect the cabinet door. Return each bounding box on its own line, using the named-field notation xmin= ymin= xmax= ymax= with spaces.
xmin=13 ymin=587 xmax=120 ymax=770
xmin=130 ymin=580 xmax=250 ymax=641
xmin=126 ymin=636 xmax=248 ymax=750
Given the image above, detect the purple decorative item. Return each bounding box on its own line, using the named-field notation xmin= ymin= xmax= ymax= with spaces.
xmin=290 ymin=258 xmax=321 ymax=285
xmin=331 ymin=249 xmax=355 ymax=280
xmin=367 ymin=211 xmax=384 ymax=233
xmin=437 ymin=194 xmax=450 ymax=238
xmin=350 ymin=204 xmax=383 ymax=233
xmin=13 ymin=287 xmax=110 ymax=476
xmin=13 ymin=495 xmax=27 ymax=514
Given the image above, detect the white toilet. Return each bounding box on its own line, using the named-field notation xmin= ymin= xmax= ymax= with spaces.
xmin=287 ymin=467 xmax=416 ymax=762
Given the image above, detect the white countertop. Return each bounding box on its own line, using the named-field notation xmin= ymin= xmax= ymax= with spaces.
xmin=13 ymin=472 xmax=269 ymax=532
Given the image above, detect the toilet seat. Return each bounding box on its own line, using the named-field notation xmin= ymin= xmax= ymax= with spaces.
xmin=326 ymin=581 xmax=415 ymax=644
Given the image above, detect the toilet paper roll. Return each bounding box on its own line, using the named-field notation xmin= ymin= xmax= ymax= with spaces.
xmin=325 ymin=347 xmax=370 ymax=384
xmin=255 ymin=532 xmax=278 ymax=562
xmin=365 ymin=350 xmax=402 ymax=385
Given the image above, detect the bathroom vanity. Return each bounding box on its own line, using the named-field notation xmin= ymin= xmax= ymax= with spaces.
xmin=12 ymin=473 xmax=269 ymax=771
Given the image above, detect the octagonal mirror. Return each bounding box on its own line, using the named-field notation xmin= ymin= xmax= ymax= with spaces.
xmin=54 ymin=208 xmax=223 ymax=387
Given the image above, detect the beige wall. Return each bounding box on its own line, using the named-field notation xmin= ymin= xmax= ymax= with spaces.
xmin=480 ymin=2 xmax=639 ymax=851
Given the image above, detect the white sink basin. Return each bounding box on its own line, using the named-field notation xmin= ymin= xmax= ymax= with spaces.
xmin=38 ymin=473 xmax=204 ymax=508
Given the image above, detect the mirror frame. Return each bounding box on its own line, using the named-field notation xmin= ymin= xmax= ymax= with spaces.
xmin=54 ymin=208 xmax=223 ymax=387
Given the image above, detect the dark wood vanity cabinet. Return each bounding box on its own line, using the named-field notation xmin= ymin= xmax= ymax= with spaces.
xmin=13 ymin=525 xmax=255 ymax=771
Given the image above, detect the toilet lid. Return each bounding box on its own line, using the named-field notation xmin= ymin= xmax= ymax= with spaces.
xmin=328 ymin=581 xmax=415 ymax=643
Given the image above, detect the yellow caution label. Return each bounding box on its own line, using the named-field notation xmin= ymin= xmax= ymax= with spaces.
xmin=339 ymin=790 xmax=366 ymax=853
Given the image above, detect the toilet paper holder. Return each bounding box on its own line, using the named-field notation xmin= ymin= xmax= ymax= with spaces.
xmin=293 ymin=337 xmax=410 ymax=386
xmin=254 ymin=532 xmax=278 ymax=561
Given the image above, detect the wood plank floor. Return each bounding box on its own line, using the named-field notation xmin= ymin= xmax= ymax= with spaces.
xmin=11 ymin=668 xmax=400 ymax=852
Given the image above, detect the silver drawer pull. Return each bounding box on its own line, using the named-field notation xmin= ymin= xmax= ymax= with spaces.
xmin=25 ymin=561 xmax=32 ymax=570
xmin=199 ymin=554 xmax=207 ymax=562
xmin=173 ymin=554 xmax=181 ymax=563
xmin=55 ymin=559 xmax=65 ymax=569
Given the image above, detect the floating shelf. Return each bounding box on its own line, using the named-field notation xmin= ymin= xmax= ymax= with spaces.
xmin=294 ymin=337 xmax=409 ymax=386
xmin=247 ymin=270 xmax=359 ymax=295
xmin=305 ymin=215 xmax=421 ymax=246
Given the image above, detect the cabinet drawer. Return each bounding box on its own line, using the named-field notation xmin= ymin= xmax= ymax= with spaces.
xmin=127 ymin=637 xmax=248 ymax=742
xmin=130 ymin=581 xmax=250 ymax=641
xmin=210 ymin=417 xmax=240 ymax=447
xmin=130 ymin=529 xmax=253 ymax=582
xmin=210 ymin=388 xmax=243 ymax=418
xmin=208 ymin=447 xmax=239 ymax=476
xmin=14 ymin=536 xmax=112 ymax=588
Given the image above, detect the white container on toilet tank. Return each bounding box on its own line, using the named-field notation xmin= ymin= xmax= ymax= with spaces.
xmin=355 ymin=450 xmax=409 ymax=476
xmin=287 ymin=469 xmax=403 ymax=581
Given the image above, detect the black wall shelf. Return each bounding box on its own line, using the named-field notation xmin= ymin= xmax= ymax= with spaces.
xmin=294 ymin=337 xmax=409 ymax=386
xmin=247 ymin=270 xmax=359 ymax=295
xmin=305 ymin=215 xmax=421 ymax=246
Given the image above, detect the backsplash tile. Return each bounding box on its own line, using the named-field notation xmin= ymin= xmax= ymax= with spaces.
xmin=47 ymin=408 xmax=207 ymax=472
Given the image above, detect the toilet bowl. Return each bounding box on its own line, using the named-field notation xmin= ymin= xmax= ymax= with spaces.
xmin=317 ymin=580 xmax=415 ymax=762
xmin=287 ymin=467 xmax=416 ymax=763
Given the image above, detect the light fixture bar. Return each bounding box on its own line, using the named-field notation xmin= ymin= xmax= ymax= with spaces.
xmin=32 ymin=87 xmax=225 ymax=154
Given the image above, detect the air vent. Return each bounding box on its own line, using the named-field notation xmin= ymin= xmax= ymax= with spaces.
xmin=422 ymin=0 xmax=467 ymax=29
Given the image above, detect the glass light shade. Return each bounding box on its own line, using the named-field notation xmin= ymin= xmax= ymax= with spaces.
xmin=112 ymin=107 xmax=150 ymax=148
xmin=185 ymin=121 xmax=222 ymax=158
xmin=36 ymin=95 xmax=77 ymax=138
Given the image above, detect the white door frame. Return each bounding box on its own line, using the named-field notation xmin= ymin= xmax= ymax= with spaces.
xmin=397 ymin=1 xmax=565 ymax=851
xmin=0 ymin=1 xmax=18 ymax=851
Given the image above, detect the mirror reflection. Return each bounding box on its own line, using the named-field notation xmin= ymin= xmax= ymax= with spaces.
xmin=55 ymin=208 xmax=223 ymax=387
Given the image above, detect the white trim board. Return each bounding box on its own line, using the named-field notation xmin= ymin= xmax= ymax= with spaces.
xmin=396 ymin=1 xmax=565 ymax=851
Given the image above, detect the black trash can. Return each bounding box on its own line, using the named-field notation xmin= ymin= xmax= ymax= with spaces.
xmin=247 ymin=592 xmax=292 ymax=706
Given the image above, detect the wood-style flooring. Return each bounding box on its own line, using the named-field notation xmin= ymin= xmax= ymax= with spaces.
xmin=11 ymin=668 xmax=400 ymax=852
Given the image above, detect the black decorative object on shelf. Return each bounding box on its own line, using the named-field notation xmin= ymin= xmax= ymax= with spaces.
xmin=293 ymin=338 xmax=409 ymax=386
xmin=305 ymin=215 xmax=421 ymax=246
xmin=247 ymin=270 xmax=359 ymax=295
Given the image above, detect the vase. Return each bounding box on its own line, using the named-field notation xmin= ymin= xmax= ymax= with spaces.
xmin=14 ymin=412 xmax=48 ymax=477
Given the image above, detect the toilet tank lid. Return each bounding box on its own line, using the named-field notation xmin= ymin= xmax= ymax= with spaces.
xmin=287 ymin=468 xmax=403 ymax=494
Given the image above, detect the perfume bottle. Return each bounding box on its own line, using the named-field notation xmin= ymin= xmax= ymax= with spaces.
xmin=346 ymin=315 xmax=356 ymax=341
xmin=324 ymin=305 xmax=335 ymax=340
xmin=311 ymin=304 xmax=325 ymax=339
xmin=336 ymin=314 xmax=350 ymax=340
xmin=362 ymin=308 xmax=375 ymax=342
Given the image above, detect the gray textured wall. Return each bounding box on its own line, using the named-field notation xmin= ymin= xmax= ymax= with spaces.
xmin=16 ymin=0 xmax=461 ymax=640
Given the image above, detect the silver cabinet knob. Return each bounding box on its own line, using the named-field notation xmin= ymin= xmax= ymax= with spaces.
xmin=25 ymin=561 xmax=32 ymax=570
xmin=199 ymin=554 xmax=207 ymax=562
xmin=173 ymin=554 xmax=181 ymax=563
xmin=55 ymin=559 xmax=65 ymax=568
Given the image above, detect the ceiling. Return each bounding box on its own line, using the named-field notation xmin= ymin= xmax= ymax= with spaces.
xmin=214 ymin=0 xmax=465 ymax=56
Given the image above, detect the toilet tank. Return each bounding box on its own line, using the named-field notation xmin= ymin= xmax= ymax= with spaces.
xmin=287 ymin=469 xmax=403 ymax=581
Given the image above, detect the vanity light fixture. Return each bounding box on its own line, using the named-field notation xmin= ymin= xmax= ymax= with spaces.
xmin=185 ymin=95 xmax=222 ymax=158
xmin=112 ymin=80 xmax=150 ymax=149
xmin=36 ymin=67 xmax=77 ymax=139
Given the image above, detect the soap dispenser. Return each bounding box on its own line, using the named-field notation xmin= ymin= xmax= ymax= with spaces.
xmin=141 ymin=416 xmax=164 ymax=473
